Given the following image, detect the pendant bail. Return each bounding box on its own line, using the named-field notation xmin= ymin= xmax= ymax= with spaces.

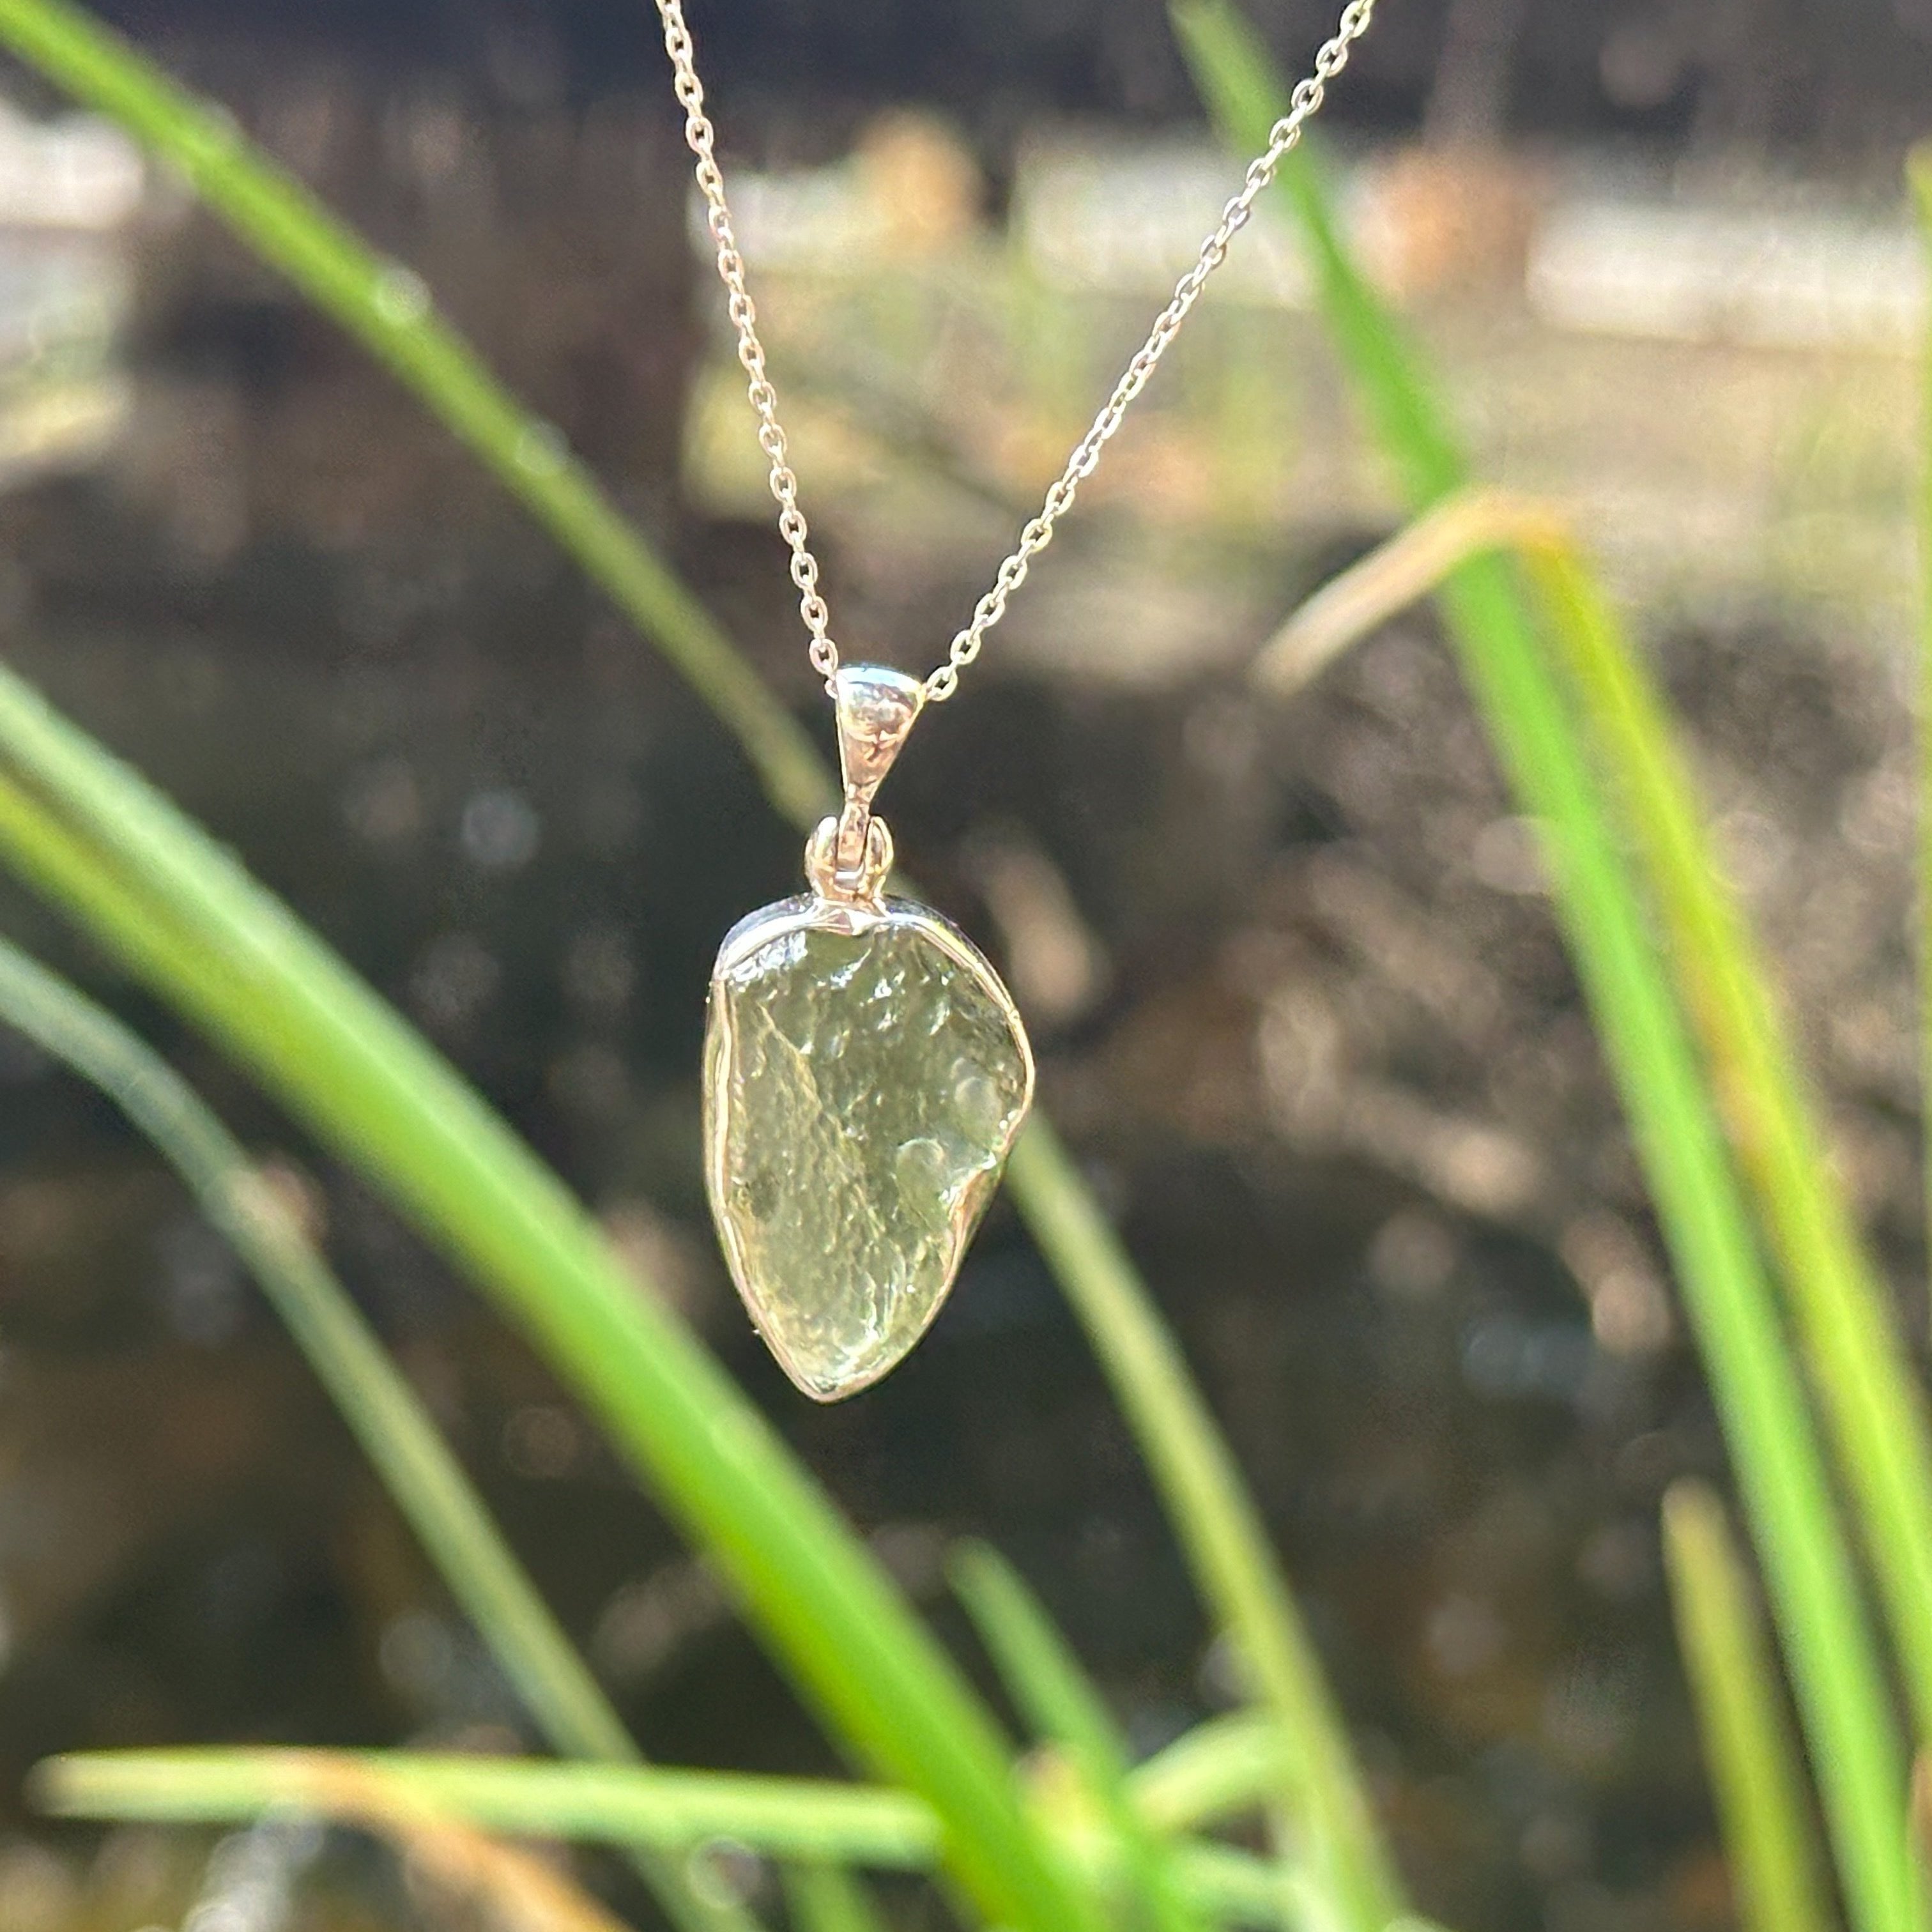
xmin=806 ymin=663 xmax=926 ymax=906
xmin=833 ymin=663 xmax=925 ymax=810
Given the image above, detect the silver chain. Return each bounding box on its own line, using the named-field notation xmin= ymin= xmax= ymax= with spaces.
xmin=652 ymin=0 xmax=1377 ymax=702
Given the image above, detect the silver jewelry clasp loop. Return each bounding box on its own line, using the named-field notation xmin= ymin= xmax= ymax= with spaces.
xmin=805 ymin=808 xmax=894 ymax=905
xmin=803 ymin=663 xmax=924 ymax=908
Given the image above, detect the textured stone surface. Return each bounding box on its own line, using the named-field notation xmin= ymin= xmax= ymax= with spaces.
xmin=705 ymin=896 xmax=1031 ymax=1399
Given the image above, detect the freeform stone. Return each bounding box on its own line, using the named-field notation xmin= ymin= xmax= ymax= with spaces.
xmin=703 ymin=894 xmax=1034 ymax=1400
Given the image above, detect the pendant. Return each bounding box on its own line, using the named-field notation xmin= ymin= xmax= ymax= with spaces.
xmin=702 ymin=666 xmax=1035 ymax=1400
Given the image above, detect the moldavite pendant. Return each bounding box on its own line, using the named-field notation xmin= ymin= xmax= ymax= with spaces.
xmin=703 ymin=666 xmax=1035 ymax=1400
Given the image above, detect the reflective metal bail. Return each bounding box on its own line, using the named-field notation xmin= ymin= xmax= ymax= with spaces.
xmin=805 ymin=663 xmax=926 ymax=906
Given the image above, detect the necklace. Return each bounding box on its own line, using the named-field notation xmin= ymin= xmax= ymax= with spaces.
xmin=654 ymin=0 xmax=1378 ymax=1400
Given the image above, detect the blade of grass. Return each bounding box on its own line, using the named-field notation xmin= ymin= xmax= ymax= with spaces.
xmin=1264 ymin=484 xmax=1932 ymax=1756
xmin=1172 ymin=10 xmax=1920 ymax=1932
xmin=951 ymin=1540 xmax=1209 ymax=1932
xmin=1664 ymin=1482 xmax=1836 ymax=1932
xmin=1130 ymin=1713 xmax=1289 ymax=1834
xmin=33 ymin=1751 xmax=943 ymax=1869
xmin=1007 ymin=1121 xmax=1397 ymax=1928
xmin=35 ymin=1747 xmax=1317 ymax=1927
xmin=1523 ymin=526 xmax=1932 ymax=1746
xmin=782 ymin=1865 xmax=890 ymax=1932
xmin=0 ymin=9 xmax=1397 ymax=1923
xmin=0 ymin=0 xmax=831 ymax=832
xmin=0 ymin=934 xmax=755 ymax=1932
xmin=1174 ymin=1843 xmax=1333 ymax=1932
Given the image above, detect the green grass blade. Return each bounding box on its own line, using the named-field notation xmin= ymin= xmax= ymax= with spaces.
xmin=1172 ymin=1841 xmax=1327 ymax=1931
xmin=1131 ymin=1713 xmax=1288 ymax=1834
xmin=0 ymin=8 xmax=1393 ymax=1922
xmin=0 ymin=935 xmax=751 ymax=1932
xmin=1172 ymin=10 xmax=1919 ymax=1932
xmin=33 ymin=1751 xmax=943 ymax=1868
xmin=0 ymin=0 xmax=831 ymax=834
xmin=1174 ymin=8 xmax=1459 ymax=505
xmin=782 ymin=1865 xmax=890 ymax=1932
xmin=35 ymin=1746 xmax=1317 ymax=1926
xmin=951 ymin=1540 xmax=1209 ymax=1932
xmin=995 ymin=1134 xmax=1401 ymax=1924
xmin=1664 ymin=1482 xmax=1836 ymax=1932
xmin=1521 ymin=533 xmax=1932 ymax=1745
xmin=0 ymin=935 xmax=611 ymax=1745
xmin=1270 ymin=486 xmax=1932 ymax=1759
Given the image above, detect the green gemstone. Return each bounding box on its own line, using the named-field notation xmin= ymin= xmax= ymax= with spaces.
xmin=704 ymin=894 xmax=1033 ymax=1400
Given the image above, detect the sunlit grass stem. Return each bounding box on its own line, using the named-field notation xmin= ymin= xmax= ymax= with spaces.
xmin=1267 ymin=484 xmax=1932 ymax=1752
xmin=1664 ymin=1482 xmax=1836 ymax=1932
xmin=1009 ymin=1121 xmax=1400 ymax=1925
xmin=951 ymin=1540 xmax=1210 ymax=1932
xmin=35 ymin=1746 xmax=1322 ymax=1930
xmin=0 ymin=934 xmax=754 ymax=1932
xmin=783 ymin=1865 xmax=891 ymax=1932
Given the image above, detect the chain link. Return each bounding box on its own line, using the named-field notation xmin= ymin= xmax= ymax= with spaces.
xmin=652 ymin=0 xmax=1377 ymax=700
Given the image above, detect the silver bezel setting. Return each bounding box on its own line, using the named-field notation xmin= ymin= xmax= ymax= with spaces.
xmin=702 ymin=891 xmax=1036 ymax=1400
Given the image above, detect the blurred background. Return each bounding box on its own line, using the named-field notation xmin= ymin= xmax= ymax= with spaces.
xmin=0 ymin=1 xmax=1926 ymax=1928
